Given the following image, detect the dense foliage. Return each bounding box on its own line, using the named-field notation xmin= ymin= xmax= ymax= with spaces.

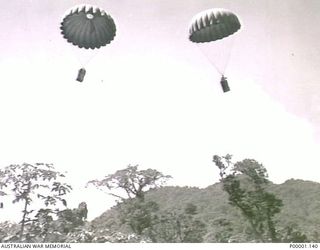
xmin=93 ymin=181 xmax=320 ymax=242
xmin=213 ymin=154 xmax=307 ymax=242
xmin=1 ymin=162 xmax=319 ymax=243
xmin=0 ymin=163 xmax=72 ymax=242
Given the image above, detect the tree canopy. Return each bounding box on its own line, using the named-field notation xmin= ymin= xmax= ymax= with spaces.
xmin=87 ymin=165 xmax=172 ymax=201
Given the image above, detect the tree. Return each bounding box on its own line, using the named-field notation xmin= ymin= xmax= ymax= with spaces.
xmin=213 ymin=155 xmax=310 ymax=242
xmin=87 ymin=165 xmax=172 ymax=201
xmin=87 ymin=165 xmax=171 ymax=242
xmin=118 ymin=199 xmax=159 ymax=236
xmin=56 ymin=202 xmax=89 ymax=235
xmin=213 ymin=155 xmax=283 ymax=242
xmin=24 ymin=202 xmax=90 ymax=243
xmin=0 ymin=163 xmax=72 ymax=242
xmin=146 ymin=203 xmax=207 ymax=243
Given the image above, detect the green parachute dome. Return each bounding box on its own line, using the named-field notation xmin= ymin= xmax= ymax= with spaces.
xmin=60 ymin=4 xmax=116 ymax=49
xmin=189 ymin=8 xmax=241 ymax=43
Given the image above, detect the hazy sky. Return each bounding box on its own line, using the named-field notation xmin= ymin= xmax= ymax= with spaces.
xmin=1 ymin=0 xmax=320 ymax=221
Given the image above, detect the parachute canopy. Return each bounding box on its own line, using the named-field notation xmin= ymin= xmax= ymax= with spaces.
xmin=60 ymin=4 xmax=116 ymax=49
xmin=189 ymin=8 xmax=241 ymax=43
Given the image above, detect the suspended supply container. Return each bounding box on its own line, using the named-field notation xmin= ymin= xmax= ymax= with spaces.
xmin=188 ymin=8 xmax=241 ymax=93
xmin=76 ymin=68 xmax=86 ymax=82
xmin=220 ymin=75 xmax=230 ymax=92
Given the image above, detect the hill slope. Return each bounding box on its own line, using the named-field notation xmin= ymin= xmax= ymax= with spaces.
xmin=91 ymin=179 xmax=320 ymax=242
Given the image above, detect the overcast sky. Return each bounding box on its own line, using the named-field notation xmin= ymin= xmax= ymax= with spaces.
xmin=1 ymin=0 xmax=320 ymax=221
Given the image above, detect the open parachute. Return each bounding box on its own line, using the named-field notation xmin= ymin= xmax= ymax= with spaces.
xmin=60 ymin=4 xmax=116 ymax=82
xmin=189 ymin=8 xmax=241 ymax=92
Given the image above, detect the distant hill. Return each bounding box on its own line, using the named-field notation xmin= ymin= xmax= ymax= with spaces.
xmin=91 ymin=179 xmax=320 ymax=242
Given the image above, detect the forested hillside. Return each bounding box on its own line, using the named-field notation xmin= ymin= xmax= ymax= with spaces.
xmin=92 ymin=179 xmax=320 ymax=242
xmin=1 ymin=161 xmax=319 ymax=243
